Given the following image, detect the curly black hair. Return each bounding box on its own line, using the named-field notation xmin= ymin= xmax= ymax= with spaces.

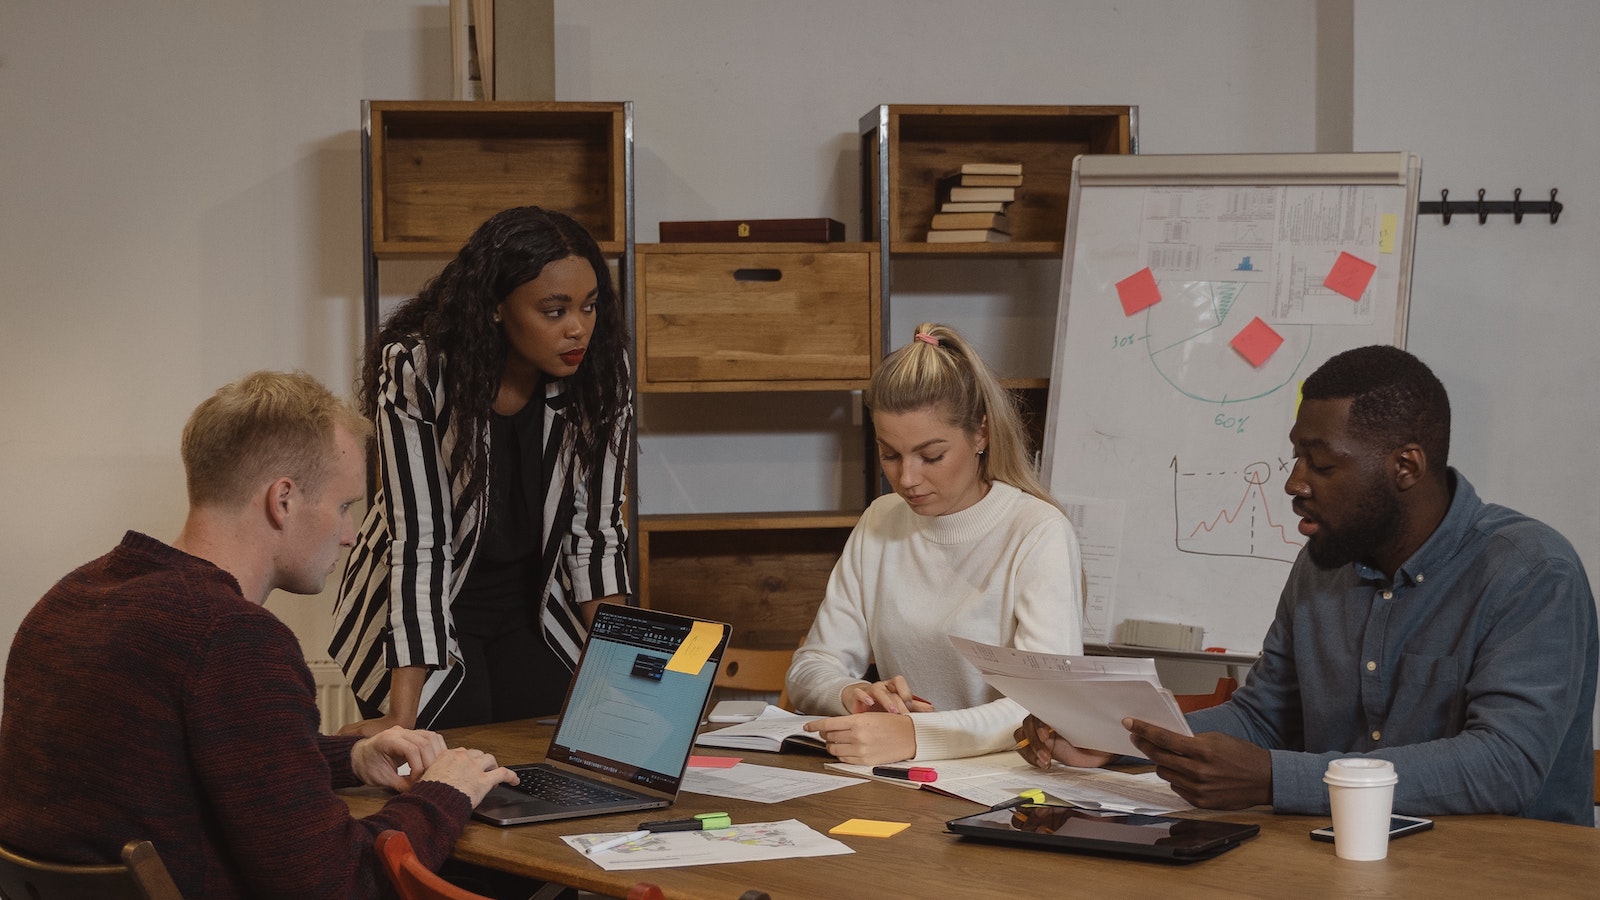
xmin=358 ymin=206 xmax=631 ymax=514
xmin=1302 ymin=344 xmax=1450 ymax=471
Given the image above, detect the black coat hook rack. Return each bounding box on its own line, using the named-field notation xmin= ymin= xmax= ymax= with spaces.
xmin=1418 ymin=188 xmax=1562 ymax=225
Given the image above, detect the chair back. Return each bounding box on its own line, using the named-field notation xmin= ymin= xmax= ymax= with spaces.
xmin=0 ymin=838 xmax=183 ymax=900
xmin=716 ymin=647 xmax=794 ymax=710
xmin=1173 ymin=677 xmax=1239 ymax=714
xmin=374 ymin=831 xmax=489 ymax=900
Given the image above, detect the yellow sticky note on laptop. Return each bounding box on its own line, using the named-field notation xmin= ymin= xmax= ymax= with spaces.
xmin=829 ymin=819 xmax=910 ymax=838
xmin=665 ymin=621 xmax=722 ymax=675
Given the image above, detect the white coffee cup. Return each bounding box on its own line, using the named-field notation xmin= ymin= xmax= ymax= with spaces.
xmin=1323 ymin=757 xmax=1398 ymax=860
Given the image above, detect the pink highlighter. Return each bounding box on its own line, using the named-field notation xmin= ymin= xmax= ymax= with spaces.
xmin=871 ymin=765 xmax=938 ymax=783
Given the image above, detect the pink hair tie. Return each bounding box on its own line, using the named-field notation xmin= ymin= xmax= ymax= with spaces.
xmin=914 ymin=332 xmax=939 ymax=346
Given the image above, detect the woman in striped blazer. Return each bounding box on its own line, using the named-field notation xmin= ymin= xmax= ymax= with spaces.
xmin=330 ymin=206 xmax=633 ymax=733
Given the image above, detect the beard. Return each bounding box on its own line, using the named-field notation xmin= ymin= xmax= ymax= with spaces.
xmin=1305 ymin=478 xmax=1406 ymax=570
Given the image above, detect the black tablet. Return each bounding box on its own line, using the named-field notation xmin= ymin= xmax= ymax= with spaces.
xmin=946 ymin=804 xmax=1260 ymax=863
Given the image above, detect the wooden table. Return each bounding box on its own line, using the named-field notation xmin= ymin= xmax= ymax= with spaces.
xmin=341 ymin=720 xmax=1600 ymax=899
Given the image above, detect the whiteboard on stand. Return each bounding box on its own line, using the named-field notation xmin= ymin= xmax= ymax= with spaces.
xmin=1042 ymin=152 xmax=1421 ymax=652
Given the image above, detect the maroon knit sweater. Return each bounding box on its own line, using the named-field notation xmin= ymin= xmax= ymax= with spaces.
xmin=0 ymin=532 xmax=473 ymax=898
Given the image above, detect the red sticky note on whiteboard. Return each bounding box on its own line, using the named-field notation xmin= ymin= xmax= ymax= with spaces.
xmin=1230 ymin=317 xmax=1284 ymax=368
xmin=1324 ymin=252 xmax=1377 ymax=301
xmin=1115 ymin=267 xmax=1162 ymax=316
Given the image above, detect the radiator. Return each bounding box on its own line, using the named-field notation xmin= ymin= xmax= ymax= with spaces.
xmin=306 ymin=657 xmax=363 ymax=734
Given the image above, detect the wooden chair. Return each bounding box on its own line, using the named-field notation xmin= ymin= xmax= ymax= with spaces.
xmin=0 ymin=838 xmax=183 ymax=900
xmin=375 ymin=831 xmax=668 ymax=900
xmin=1173 ymin=676 xmax=1238 ymax=714
xmin=716 ymin=647 xmax=794 ymax=710
xmin=374 ymin=831 xmax=492 ymax=900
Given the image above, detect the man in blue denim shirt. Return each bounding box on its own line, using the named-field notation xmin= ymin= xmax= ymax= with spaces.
xmin=1020 ymin=345 xmax=1597 ymax=824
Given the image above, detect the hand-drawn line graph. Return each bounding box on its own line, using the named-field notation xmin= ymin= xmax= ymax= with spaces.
xmin=1171 ymin=456 xmax=1303 ymax=564
xmin=1139 ymin=279 xmax=1314 ymax=405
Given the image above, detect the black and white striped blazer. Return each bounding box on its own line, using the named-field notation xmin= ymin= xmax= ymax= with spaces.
xmin=329 ymin=339 xmax=632 ymax=727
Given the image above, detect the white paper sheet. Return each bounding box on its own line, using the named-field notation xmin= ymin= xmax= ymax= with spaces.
xmin=949 ymin=636 xmax=1192 ymax=757
xmin=565 ymin=819 xmax=854 ymax=871
xmin=681 ymin=761 xmax=865 ymax=803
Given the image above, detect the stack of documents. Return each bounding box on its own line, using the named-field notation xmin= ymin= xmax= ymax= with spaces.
xmin=948 ymin=636 xmax=1191 ymax=758
xmin=827 ymin=752 xmax=1189 ymax=814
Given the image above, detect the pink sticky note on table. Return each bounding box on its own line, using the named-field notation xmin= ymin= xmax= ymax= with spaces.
xmin=688 ymin=755 xmax=741 ymax=768
xmin=1324 ymin=252 xmax=1377 ymax=301
xmin=1230 ymin=317 xmax=1284 ymax=368
xmin=1115 ymin=267 xmax=1162 ymax=316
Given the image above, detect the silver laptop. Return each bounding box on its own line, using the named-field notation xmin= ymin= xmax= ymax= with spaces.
xmin=473 ymin=605 xmax=731 ymax=826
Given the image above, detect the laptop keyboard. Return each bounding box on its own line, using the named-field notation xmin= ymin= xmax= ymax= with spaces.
xmin=509 ymin=765 xmax=637 ymax=806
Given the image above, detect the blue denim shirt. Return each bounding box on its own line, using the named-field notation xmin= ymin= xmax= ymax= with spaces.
xmin=1188 ymin=470 xmax=1597 ymax=824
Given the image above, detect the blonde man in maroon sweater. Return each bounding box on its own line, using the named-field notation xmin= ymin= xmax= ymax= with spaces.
xmin=0 ymin=371 xmax=517 ymax=898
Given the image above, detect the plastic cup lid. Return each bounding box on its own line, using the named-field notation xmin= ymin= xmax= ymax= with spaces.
xmin=1323 ymin=757 xmax=1398 ymax=787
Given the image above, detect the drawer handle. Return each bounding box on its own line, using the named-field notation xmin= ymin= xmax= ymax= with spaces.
xmin=733 ymin=268 xmax=783 ymax=283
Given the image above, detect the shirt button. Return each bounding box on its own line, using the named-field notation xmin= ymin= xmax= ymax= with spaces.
xmin=1366 ymin=661 xmax=1377 ymax=671
xmin=1415 ymin=573 xmax=1425 ymax=583
xmin=1381 ymin=590 xmax=1393 ymax=600
xmin=1371 ymin=730 xmax=1382 ymax=741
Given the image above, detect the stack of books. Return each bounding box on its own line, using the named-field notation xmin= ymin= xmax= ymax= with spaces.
xmin=927 ymin=162 xmax=1022 ymax=242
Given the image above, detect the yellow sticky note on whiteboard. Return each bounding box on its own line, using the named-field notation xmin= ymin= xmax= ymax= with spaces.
xmin=1379 ymin=213 xmax=1397 ymax=254
xmin=665 ymin=621 xmax=721 ymax=675
xmin=829 ymin=819 xmax=911 ymax=838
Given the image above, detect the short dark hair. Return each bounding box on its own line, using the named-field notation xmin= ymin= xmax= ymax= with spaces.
xmin=1302 ymin=345 xmax=1450 ymax=470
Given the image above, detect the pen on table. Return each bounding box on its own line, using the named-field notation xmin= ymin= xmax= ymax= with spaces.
xmin=871 ymin=765 xmax=938 ymax=783
xmin=638 ymin=812 xmax=732 ymax=832
xmin=584 ymin=829 xmax=649 ymax=855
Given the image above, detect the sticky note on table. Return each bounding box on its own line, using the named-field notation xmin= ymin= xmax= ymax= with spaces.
xmin=688 ymin=755 xmax=741 ymax=768
xmin=1324 ymin=251 xmax=1377 ymax=301
xmin=1115 ymin=267 xmax=1162 ymax=316
xmin=829 ymin=819 xmax=910 ymax=838
xmin=666 ymin=621 xmax=722 ymax=675
xmin=1230 ymin=317 xmax=1284 ymax=368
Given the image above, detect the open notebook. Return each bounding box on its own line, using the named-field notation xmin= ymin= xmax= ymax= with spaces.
xmin=473 ymin=605 xmax=730 ymax=826
xmin=693 ymin=705 xmax=829 ymax=754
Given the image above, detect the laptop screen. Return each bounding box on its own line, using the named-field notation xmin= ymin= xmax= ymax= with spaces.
xmin=548 ymin=605 xmax=729 ymax=792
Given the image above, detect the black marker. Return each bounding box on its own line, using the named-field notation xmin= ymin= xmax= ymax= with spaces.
xmin=638 ymin=812 xmax=731 ymax=832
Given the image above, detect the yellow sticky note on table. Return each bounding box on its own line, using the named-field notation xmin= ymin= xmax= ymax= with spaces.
xmin=665 ymin=621 xmax=721 ymax=675
xmin=828 ymin=819 xmax=910 ymax=838
xmin=1379 ymin=213 xmax=1398 ymax=254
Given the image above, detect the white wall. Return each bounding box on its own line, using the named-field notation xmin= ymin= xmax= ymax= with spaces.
xmin=3 ymin=2 xmax=1595 ymax=736
xmin=1352 ymin=0 xmax=1600 ymax=577
xmin=556 ymin=0 xmax=1324 ymax=515
xmin=0 ymin=0 xmax=452 ymax=670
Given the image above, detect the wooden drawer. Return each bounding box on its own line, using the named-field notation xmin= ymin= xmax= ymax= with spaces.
xmin=636 ymin=243 xmax=880 ymax=390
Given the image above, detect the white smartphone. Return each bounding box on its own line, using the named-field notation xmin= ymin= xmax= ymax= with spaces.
xmin=1310 ymin=814 xmax=1433 ymax=842
xmin=707 ymin=699 xmax=770 ymax=723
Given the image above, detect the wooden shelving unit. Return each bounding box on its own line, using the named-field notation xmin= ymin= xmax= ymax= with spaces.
xmin=860 ymin=104 xmax=1136 ymax=256
xmin=360 ymin=100 xmax=633 ymax=339
xmin=637 ymin=512 xmax=860 ymax=651
xmin=633 ymin=242 xmax=878 ymax=643
xmin=859 ymin=103 xmax=1137 ymax=375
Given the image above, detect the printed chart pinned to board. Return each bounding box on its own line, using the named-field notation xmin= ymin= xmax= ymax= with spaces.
xmin=1041 ymin=153 xmax=1421 ymax=652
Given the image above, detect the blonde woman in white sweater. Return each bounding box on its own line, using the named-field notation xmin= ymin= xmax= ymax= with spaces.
xmin=788 ymin=323 xmax=1083 ymax=765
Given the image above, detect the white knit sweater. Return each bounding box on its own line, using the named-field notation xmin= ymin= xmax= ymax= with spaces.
xmin=786 ymin=481 xmax=1084 ymax=760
